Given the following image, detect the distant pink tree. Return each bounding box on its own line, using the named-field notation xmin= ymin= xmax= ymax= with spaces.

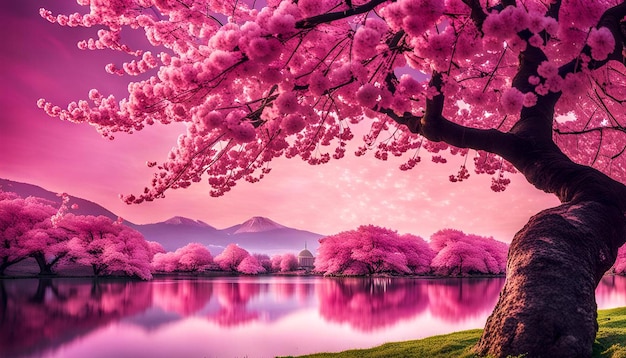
xmin=270 ymin=254 xmax=283 ymax=272
xmin=315 ymin=225 xmax=433 ymax=276
xmin=59 ymin=214 xmax=152 ymax=279
xmin=177 ymin=243 xmax=213 ymax=271
xmin=0 ymin=191 xmax=70 ymax=275
xmin=151 ymin=252 xmax=178 ymax=273
xmin=214 ymin=244 xmax=250 ymax=271
xmin=152 ymin=242 xmax=213 ymax=272
xmin=270 ymin=253 xmax=299 ymax=272
xmin=280 ymin=253 xmax=299 ymax=272
xmin=253 ymin=253 xmax=272 ymax=272
xmin=237 ymin=255 xmax=266 ymax=275
xmin=147 ymin=241 xmax=166 ymax=259
xmin=430 ymin=229 xmax=508 ymax=276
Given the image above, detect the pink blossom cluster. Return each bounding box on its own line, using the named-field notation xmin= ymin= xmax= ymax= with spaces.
xmin=37 ymin=0 xmax=626 ymax=199
xmin=315 ymin=225 xmax=509 ymax=276
xmin=270 ymin=253 xmax=299 ymax=272
xmin=315 ymin=225 xmax=435 ymax=275
xmin=430 ymin=229 xmax=509 ymax=276
xmin=152 ymin=243 xmax=213 ymax=272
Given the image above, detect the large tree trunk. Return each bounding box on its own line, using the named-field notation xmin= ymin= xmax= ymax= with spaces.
xmin=32 ymin=253 xmax=55 ymax=276
xmin=476 ymin=201 xmax=626 ymax=357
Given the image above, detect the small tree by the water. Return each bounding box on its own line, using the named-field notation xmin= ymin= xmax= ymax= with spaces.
xmin=60 ymin=214 xmax=153 ymax=279
xmin=214 ymin=243 xmax=252 ymax=272
xmin=152 ymin=242 xmax=213 ymax=272
xmin=429 ymin=229 xmax=508 ymax=276
xmin=315 ymin=225 xmax=433 ymax=275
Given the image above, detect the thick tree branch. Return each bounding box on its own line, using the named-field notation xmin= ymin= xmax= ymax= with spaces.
xmin=295 ymin=0 xmax=387 ymax=29
xmin=461 ymin=0 xmax=487 ymax=32
xmin=546 ymin=0 xmax=561 ymax=21
xmin=382 ymin=72 xmax=525 ymax=163
xmin=509 ymin=46 xmax=560 ymax=142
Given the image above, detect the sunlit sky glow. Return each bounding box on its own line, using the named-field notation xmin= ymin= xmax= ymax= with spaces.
xmin=0 ymin=1 xmax=560 ymax=239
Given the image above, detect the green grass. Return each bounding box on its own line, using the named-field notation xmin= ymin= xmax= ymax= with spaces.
xmin=283 ymin=308 xmax=626 ymax=358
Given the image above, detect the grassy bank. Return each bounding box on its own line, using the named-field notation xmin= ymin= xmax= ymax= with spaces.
xmin=288 ymin=307 xmax=626 ymax=358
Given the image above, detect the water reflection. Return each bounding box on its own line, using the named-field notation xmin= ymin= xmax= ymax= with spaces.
xmin=0 ymin=278 xmax=152 ymax=357
xmin=428 ymin=278 xmax=505 ymax=322
xmin=209 ymin=280 xmax=263 ymax=326
xmin=318 ymin=277 xmax=430 ymax=331
xmin=0 ymin=275 xmax=624 ymax=357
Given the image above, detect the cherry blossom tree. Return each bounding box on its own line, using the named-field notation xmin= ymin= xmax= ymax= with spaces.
xmin=237 ymin=255 xmax=266 ymax=274
xmin=152 ymin=242 xmax=213 ymax=272
xmin=0 ymin=194 xmax=54 ymax=274
xmin=147 ymin=240 xmax=166 ymax=258
xmin=0 ymin=191 xmax=71 ymax=275
xmin=213 ymin=244 xmax=251 ymax=272
xmin=270 ymin=253 xmax=299 ymax=272
xmin=315 ymin=225 xmax=433 ymax=275
xmin=39 ymin=0 xmax=626 ymax=355
xmin=58 ymin=214 xmax=152 ymax=279
xmin=430 ymin=229 xmax=508 ymax=276
xmin=253 ymin=253 xmax=272 ymax=272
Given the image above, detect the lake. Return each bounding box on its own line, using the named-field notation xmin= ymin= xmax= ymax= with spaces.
xmin=1 ymin=275 xmax=625 ymax=358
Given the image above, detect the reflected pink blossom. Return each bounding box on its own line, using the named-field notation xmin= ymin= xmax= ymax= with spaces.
xmin=317 ymin=278 xmax=429 ymax=331
xmin=596 ymin=275 xmax=626 ymax=308
xmin=0 ymin=279 xmax=152 ymax=357
xmin=208 ymin=281 xmax=263 ymax=326
xmin=427 ymin=278 xmax=505 ymax=322
xmin=152 ymin=280 xmax=213 ymax=316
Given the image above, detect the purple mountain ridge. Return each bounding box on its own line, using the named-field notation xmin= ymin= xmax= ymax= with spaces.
xmin=162 ymin=216 xmax=215 ymax=229
xmin=0 ymin=178 xmax=322 ymax=255
xmin=226 ymin=216 xmax=287 ymax=234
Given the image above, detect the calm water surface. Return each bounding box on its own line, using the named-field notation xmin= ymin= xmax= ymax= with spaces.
xmin=1 ymin=275 xmax=625 ymax=358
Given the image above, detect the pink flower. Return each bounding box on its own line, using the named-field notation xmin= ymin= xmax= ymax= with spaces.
xmin=208 ymin=50 xmax=238 ymax=71
xmin=309 ymin=72 xmax=330 ymax=96
xmin=403 ymin=15 xmax=430 ymax=36
xmin=356 ymin=83 xmax=381 ymax=107
xmin=500 ymin=87 xmax=524 ymax=114
xmin=588 ymin=27 xmax=615 ymax=61
xmin=537 ymin=61 xmax=558 ymax=79
xmin=353 ymin=27 xmax=381 ymax=59
xmin=268 ymin=13 xmax=296 ymax=37
xmin=281 ymin=114 xmax=306 ymax=135
xmin=275 ymin=92 xmax=300 ymax=114
xmin=523 ymin=92 xmax=537 ymax=107
xmin=398 ymin=74 xmax=422 ymax=96
xmin=400 ymin=0 xmax=444 ymax=23
xmin=563 ymin=72 xmax=587 ymax=97
xmin=528 ymin=75 xmax=541 ymax=85
xmin=529 ymin=33 xmax=543 ymax=48
xmin=231 ymin=122 xmax=256 ymax=143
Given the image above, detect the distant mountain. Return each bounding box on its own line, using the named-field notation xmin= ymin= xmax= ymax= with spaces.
xmin=0 ymin=178 xmax=322 ymax=255
xmin=223 ymin=216 xmax=287 ymax=234
xmin=162 ymin=216 xmax=215 ymax=229
xmin=136 ymin=215 xmax=321 ymax=255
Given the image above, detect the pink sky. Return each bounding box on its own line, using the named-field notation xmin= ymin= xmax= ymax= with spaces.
xmin=0 ymin=1 xmax=560 ymax=239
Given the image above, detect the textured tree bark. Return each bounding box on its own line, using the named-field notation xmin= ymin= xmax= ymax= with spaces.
xmin=476 ymin=201 xmax=626 ymax=357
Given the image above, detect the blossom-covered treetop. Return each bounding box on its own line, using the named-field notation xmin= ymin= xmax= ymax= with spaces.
xmin=38 ymin=0 xmax=626 ymax=202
